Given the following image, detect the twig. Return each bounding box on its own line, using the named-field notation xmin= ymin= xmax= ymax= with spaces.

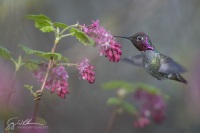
xmin=32 ymin=42 xmax=57 ymax=122
xmin=104 ymin=109 xmax=119 ymax=133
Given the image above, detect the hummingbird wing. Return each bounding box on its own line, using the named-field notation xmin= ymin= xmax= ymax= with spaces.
xmin=159 ymin=57 xmax=187 ymax=74
xmin=122 ymin=54 xmax=143 ymax=67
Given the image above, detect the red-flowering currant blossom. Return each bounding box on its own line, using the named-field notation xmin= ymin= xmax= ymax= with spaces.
xmin=82 ymin=20 xmax=122 ymax=62
xmin=133 ymin=117 xmax=150 ymax=128
xmin=133 ymin=88 xmax=166 ymax=127
xmin=77 ymin=58 xmax=95 ymax=84
xmin=34 ymin=64 xmax=69 ymax=99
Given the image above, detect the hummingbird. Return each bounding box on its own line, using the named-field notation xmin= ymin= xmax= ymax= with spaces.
xmin=114 ymin=32 xmax=188 ymax=84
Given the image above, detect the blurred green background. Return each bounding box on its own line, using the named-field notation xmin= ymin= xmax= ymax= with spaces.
xmin=0 ymin=0 xmax=200 ymax=132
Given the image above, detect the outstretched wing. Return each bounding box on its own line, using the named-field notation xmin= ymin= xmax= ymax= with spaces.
xmin=159 ymin=56 xmax=187 ymax=74
xmin=122 ymin=54 xmax=143 ymax=67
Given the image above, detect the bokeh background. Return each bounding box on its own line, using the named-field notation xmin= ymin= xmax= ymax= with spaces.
xmin=0 ymin=0 xmax=200 ymax=133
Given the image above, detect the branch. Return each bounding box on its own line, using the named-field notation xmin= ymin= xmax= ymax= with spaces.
xmin=32 ymin=42 xmax=58 ymax=122
xmin=104 ymin=108 xmax=119 ymax=133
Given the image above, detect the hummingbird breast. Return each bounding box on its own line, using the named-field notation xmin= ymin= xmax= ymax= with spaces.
xmin=142 ymin=51 xmax=167 ymax=80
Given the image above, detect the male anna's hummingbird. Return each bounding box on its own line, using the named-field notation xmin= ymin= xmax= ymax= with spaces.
xmin=115 ymin=32 xmax=188 ymax=84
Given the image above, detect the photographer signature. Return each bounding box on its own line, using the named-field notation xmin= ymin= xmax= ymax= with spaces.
xmin=6 ymin=117 xmax=43 ymax=130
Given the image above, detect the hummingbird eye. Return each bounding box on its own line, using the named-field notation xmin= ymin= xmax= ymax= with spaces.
xmin=137 ymin=36 xmax=143 ymax=41
xmin=137 ymin=36 xmax=144 ymax=41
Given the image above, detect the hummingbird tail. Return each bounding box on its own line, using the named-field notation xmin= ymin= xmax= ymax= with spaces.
xmin=169 ymin=74 xmax=188 ymax=84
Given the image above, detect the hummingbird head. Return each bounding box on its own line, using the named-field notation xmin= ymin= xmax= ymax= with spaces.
xmin=114 ymin=32 xmax=154 ymax=52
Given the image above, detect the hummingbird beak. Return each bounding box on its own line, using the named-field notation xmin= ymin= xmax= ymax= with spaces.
xmin=113 ymin=36 xmax=130 ymax=40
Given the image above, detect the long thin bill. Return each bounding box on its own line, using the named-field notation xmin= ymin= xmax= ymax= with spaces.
xmin=113 ymin=36 xmax=130 ymax=39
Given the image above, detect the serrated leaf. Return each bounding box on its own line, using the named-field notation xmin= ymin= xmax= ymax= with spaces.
xmin=26 ymin=14 xmax=51 ymax=21
xmin=53 ymin=22 xmax=68 ymax=29
xmin=102 ymin=81 xmax=134 ymax=92
xmin=20 ymin=45 xmax=45 ymax=55
xmin=24 ymin=60 xmax=42 ymax=71
xmin=26 ymin=14 xmax=54 ymax=33
xmin=40 ymin=26 xmax=54 ymax=32
xmin=107 ymin=97 xmax=122 ymax=106
xmin=122 ymin=101 xmax=137 ymax=114
xmin=20 ymin=45 xmax=63 ymax=61
xmin=70 ymin=28 xmax=94 ymax=46
xmin=34 ymin=19 xmax=52 ymax=29
xmin=0 ymin=46 xmax=12 ymax=59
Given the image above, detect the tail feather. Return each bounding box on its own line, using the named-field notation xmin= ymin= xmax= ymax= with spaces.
xmin=169 ymin=74 xmax=188 ymax=84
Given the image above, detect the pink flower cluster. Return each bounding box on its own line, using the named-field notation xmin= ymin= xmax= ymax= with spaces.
xmin=34 ymin=64 xmax=69 ymax=99
xmin=82 ymin=20 xmax=122 ymax=62
xmin=133 ymin=88 xmax=166 ymax=128
xmin=133 ymin=117 xmax=150 ymax=128
xmin=77 ymin=59 xmax=95 ymax=84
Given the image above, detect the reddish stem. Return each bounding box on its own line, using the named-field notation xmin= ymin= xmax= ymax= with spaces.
xmin=32 ymin=42 xmax=57 ymax=122
xmin=104 ymin=109 xmax=118 ymax=133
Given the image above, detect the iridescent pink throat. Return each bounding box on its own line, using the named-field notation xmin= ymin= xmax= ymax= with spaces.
xmin=142 ymin=36 xmax=154 ymax=51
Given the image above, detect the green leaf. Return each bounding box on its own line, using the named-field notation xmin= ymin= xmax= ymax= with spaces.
xmin=42 ymin=52 xmax=62 ymax=60
xmin=20 ymin=45 xmax=63 ymax=61
xmin=20 ymin=45 xmax=45 ymax=55
xmin=107 ymin=97 xmax=122 ymax=106
xmin=24 ymin=60 xmax=42 ymax=71
xmin=0 ymin=46 xmax=12 ymax=59
xmin=26 ymin=14 xmax=51 ymax=21
xmin=70 ymin=28 xmax=94 ymax=46
xmin=102 ymin=81 xmax=134 ymax=92
xmin=122 ymin=101 xmax=137 ymax=114
xmin=26 ymin=14 xmax=54 ymax=33
xmin=24 ymin=84 xmax=36 ymax=97
xmin=53 ymin=22 xmax=68 ymax=29
xmin=60 ymin=56 xmax=69 ymax=62
xmin=24 ymin=84 xmax=33 ymax=90
xmin=40 ymin=26 xmax=54 ymax=32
